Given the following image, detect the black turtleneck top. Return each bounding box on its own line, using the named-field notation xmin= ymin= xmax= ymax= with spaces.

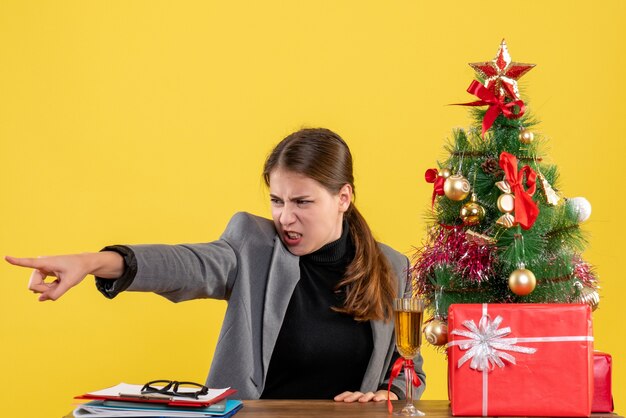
xmin=260 ymin=221 xmax=374 ymax=399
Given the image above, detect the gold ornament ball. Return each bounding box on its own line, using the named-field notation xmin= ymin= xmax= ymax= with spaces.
xmin=460 ymin=198 xmax=486 ymax=226
xmin=508 ymin=268 xmax=537 ymax=296
xmin=423 ymin=319 xmax=448 ymax=346
xmin=444 ymin=174 xmax=471 ymax=201
xmin=519 ymin=129 xmax=535 ymax=144
xmin=438 ymin=168 xmax=452 ymax=179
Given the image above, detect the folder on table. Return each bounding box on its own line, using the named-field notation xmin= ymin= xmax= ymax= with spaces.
xmin=73 ymin=399 xmax=243 ymax=417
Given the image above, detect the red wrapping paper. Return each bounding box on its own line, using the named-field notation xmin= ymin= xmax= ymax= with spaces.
xmin=448 ymin=304 xmax=593 ymax=417
xmin=592 ymin=352 xmax=614 ymax=412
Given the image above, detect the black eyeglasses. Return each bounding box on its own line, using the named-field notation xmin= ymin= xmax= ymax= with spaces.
xmin=141 ymin=380 xmax=209 ymax=399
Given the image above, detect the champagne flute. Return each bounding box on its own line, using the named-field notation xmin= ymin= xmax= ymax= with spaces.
xmin=393 ymin=297 xmax=425 ymax=416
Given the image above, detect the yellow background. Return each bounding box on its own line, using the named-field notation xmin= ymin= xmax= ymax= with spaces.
xmin=1 ymin=1 xmax=624 ymax=416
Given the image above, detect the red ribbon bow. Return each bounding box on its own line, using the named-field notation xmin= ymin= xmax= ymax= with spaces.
xmin=455 ymin=80 xmax=526 ymax=137
xmin=499 ymin=152 xmax=539 ymax=230
xmin=387 ymin=357 xmax=421 ymax=413
xmin=425 ymin=168 xmax=445 ymax=209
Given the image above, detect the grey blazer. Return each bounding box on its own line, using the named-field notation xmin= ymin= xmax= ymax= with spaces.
xmin=114 ymin=212 xmax=425 ymax=399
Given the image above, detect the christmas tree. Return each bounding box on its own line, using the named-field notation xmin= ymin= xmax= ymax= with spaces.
xmin=412 ymin=40 xmax=599 ymax=348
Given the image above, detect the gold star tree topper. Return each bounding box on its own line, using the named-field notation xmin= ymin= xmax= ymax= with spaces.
xmin=469 ymin=39 xmax=535 ymax=101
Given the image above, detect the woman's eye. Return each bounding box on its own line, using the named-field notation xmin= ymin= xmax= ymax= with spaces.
xmin=296 ymin=200 xmax=312 ymax=206
xmin=270 ymin=199 xmax=283 ymax=206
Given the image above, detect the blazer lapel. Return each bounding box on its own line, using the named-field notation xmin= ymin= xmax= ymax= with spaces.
xmin=261 ymin=236 xmax=301 ymax=386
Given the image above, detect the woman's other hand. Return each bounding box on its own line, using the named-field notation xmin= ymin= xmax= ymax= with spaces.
xmin=334 ymin=389 xmax=398 ymax=403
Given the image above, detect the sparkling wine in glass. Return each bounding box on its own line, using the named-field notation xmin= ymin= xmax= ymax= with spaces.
xmin=393 ymin=298 xmax=425 ymax=416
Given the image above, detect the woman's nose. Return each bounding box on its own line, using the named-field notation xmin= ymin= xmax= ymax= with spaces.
xmin=279 ymin=204 xmax=296 ymax=226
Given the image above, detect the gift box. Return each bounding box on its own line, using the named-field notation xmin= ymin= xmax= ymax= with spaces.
xmin=447 ymin=303 xmax=593 ymax=417
xmin=592 ymin=352 xmax=614 ymax=412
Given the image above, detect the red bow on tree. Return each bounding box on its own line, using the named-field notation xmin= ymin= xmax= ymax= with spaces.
xmin=387 ymin=357 xmax=421 ymax=413
xmin=425 ymin=168 xmax=445 ymax=209
xmin=499 ymin=152 xmax=539 ymax=230
xmin=455 ymin=80 xmax=526 ymax=137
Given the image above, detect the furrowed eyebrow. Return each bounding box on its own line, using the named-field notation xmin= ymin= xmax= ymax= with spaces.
xmin=269 ymin=194 xmax=312 ymax=201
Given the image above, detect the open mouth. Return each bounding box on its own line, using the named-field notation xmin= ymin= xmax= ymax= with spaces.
xmin=283 ymin=231 xmax=303 ymax=245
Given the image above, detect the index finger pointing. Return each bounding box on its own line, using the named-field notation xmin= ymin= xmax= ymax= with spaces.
xmin=5 ymin=256 xmax=44 ymax=269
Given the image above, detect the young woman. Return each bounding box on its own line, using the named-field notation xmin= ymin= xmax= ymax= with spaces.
xmin=6 ymin=128 xmax=425 ymax=402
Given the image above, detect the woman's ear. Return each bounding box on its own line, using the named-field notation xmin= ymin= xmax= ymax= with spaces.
xmin=338 ymin=183 xmax=353 ymax=212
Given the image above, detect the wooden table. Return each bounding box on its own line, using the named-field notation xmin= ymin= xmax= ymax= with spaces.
xmin=65 ymin=400 xmax=622 ymax=417
xmin=234 ymin=400 xmax=621 ymax=418
xmin=236 ymin=399 xmax=448 ymax=417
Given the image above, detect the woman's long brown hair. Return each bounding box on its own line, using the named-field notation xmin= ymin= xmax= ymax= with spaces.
xmin=263 ymin=128 xmax=396 ymax=321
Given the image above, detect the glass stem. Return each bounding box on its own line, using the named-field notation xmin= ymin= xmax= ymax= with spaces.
xmin=404 ymin=363 xmax=413 ymax=409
